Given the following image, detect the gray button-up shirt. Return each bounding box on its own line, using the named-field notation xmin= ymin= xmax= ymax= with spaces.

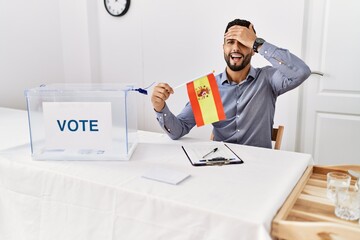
xmin=155 ymin=42 xmax=311 ymax=148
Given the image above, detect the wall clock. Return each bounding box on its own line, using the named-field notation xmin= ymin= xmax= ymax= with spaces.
xmin=104 ymin=0 xmax=130 ymax=17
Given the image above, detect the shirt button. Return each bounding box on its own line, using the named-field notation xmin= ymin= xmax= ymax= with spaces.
xmin=237 ymin=101 xmax=239 ymax=104
xmin=167 ymin=129 xmax=170 ymax=132
xmin=164 ymin=114 xmax=167 ymax=117
xmin=264 ymin=51 xmax=268 ymax=54
xmin=237 ymin=115 xmax=240 ymax=118
xmin=278 ymin=62 xmax=282 ymax=65
xmin=237 ymin=129 xmax=240 ymax=132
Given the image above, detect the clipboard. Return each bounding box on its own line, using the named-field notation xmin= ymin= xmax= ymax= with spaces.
xmin=181 ymin=143 xmax=244 ymax=167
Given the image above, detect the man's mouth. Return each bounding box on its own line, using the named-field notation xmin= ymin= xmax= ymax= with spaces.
xmin=230 ymin=53 xmax=243 ymax=63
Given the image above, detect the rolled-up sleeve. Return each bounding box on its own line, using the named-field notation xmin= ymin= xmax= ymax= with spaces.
xmin=259 ymin=42 xmax=311 ymax=95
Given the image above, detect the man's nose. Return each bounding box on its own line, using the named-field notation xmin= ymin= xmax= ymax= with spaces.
xmin=234 ymin=41 xmax=248 ymax=51
xmin=231 ymin=42 xmax=241 ymax=51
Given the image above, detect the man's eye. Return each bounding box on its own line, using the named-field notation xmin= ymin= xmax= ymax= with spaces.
xmin=226 ymin=40 xmax=234 ymax=44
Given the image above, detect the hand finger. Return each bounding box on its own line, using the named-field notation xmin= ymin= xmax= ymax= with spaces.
xmin=152 ymin=84 xmax=173 ymax=101
xmin=224 ymin=26 xmax=242 ymax=39
xmin=156 ymin=83 xmax=174 ymax=94
xmin=151 ymin=90 xmax=166 ymax=108
xmin=153 ymin=90 xmax=169 ymax=101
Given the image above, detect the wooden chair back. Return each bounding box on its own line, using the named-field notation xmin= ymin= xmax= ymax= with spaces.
xmin=272 ymin=125 xmax=284 ymax=150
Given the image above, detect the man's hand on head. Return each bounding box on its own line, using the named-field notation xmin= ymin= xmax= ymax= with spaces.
xmin=224 ymin=24 xmax=257 ymax=49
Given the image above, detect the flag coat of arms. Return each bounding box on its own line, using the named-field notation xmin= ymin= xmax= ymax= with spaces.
xmin=186 ymin=73 xmax=226 ymax=127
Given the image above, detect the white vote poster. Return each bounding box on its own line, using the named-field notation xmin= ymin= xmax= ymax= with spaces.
xmin=43 ymin=102 xmax=112 ymax=151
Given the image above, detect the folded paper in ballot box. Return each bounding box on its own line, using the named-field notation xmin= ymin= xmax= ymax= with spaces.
xmin=24 ymin=83 xmax=137 ymax=160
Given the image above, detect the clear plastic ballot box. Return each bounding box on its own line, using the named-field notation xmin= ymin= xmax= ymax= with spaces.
xmin=24 ymin=84 xmax=138 ymax=160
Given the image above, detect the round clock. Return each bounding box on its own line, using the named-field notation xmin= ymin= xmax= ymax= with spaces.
xmin=104 ymin=0 xmax=130 ymax=17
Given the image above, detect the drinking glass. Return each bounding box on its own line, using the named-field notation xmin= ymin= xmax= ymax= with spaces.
xmin=327 ymin=172 xmax=351 ymax=202
xmin=335 ymin=190 xmax=360 ymax=221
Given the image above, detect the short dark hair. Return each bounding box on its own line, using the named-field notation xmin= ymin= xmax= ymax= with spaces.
xmin=225 ymin=19 xmax=256 ymax=34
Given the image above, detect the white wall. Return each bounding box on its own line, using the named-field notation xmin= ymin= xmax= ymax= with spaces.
xmin=0 ymin=0 xmax=65 ymax=109
xmin=59 ymin=0 xmax=96 ymax=83
xmin=0 ymin=0 xmax=306 ymax=151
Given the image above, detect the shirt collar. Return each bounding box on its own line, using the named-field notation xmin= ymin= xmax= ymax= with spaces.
xmin=220 ymin=66 xmax=257 ymax=85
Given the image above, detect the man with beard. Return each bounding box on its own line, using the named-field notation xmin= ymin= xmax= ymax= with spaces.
xmin=150 ymin=19 xmax=311 ymax=148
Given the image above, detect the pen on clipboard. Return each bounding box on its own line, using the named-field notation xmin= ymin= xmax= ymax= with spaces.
xmin=199 ymin=157 xmax=236 ymax=162
xmin=181 ymin=144 xmax=244 ymax=167
xmin=202 ymin=147 xmax=218 ymax=158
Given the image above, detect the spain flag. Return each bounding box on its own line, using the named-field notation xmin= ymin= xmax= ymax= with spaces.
xmin=186 ymin=73 xmax=226 ymax=127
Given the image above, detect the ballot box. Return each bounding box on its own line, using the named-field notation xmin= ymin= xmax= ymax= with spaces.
xmin=24 ymin=83 xmax=138 ymax=160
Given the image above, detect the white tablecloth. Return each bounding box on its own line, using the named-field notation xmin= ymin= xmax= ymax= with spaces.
xmin=0 ymin=108 xmax=313 ymax=240
xmin=0 ymin=107 xmax=30 ymax=150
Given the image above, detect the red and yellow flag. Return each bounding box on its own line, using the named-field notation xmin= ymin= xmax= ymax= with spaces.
xmin=186 ymin=73 xmax=226 ymax=127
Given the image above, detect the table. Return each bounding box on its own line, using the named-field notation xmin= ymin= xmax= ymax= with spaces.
xmin=0 ymin=107 xmax=30 ymax=150
xmin=0 ymin=107 xmax=313 ymax=240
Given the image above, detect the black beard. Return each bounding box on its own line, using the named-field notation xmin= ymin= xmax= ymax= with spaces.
xmin=224 ymin=53 xmax=252 ymax=71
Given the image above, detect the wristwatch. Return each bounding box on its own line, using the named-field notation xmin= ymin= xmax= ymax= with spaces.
xmin=253 ymin=38 xmax=265 ymax=53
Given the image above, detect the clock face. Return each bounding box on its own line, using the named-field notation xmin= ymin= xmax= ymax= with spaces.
xmin=104 ymin=0 xmax=130 ymax=17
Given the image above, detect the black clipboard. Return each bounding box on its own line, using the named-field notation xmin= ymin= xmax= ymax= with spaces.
xmin=181 ymin=143 xmax=244 ymax=167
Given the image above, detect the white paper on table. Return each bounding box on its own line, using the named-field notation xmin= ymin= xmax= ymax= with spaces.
xmin=142 ymin=167 xmax=190 ymax=185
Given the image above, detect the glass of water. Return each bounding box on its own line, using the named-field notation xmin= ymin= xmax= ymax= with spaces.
xmin=335 ymin=190 xmax=360 ymax=221
xmin=327 ymin=172 xmax=351 ymax=203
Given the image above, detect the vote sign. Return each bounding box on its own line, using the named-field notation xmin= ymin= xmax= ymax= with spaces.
xmin=43 ymin=102 xmax=112 ymax=151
